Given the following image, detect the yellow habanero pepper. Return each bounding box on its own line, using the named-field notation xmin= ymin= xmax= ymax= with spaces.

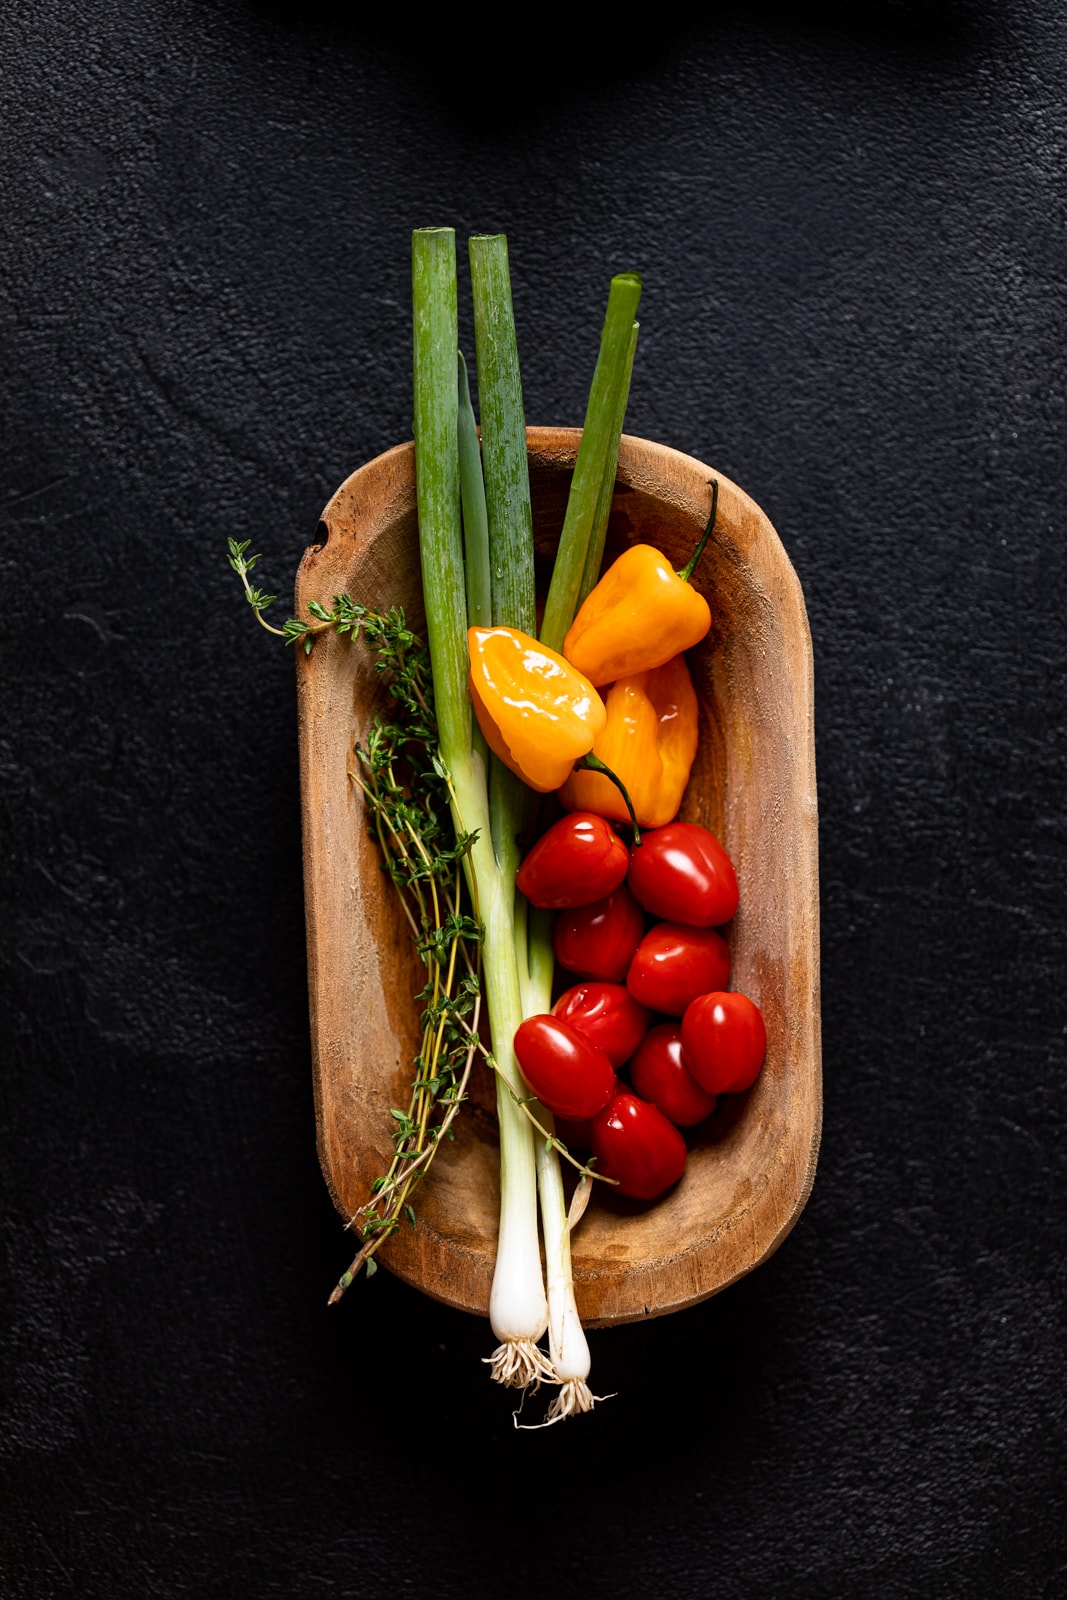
xmin=558 ymin=654 xmax=699 ymax=829
xmin=467 ymin=625 xmax=607 ymax=793
xmin=562 ymin=482 xmax=719 ymax=687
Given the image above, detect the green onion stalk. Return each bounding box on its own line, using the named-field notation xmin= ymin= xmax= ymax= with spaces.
xmin=469 ymin=231 xmax=591 ymax=1408
xmin=414 ymin=230 xmax=641 ymax=1410
xmin=530 ymin=269 xmax=642 ymax=1420
xmin=413 ymin=228 xmax=550 ymax=1390
xmin=468 ymin=231 xmax=561 ymax=1389
xmin=520 ymin=905 xmax=596 ymax=1422
xmin=539 ymin=272 xmax=641 ymax=652
xmin=471 ymin=240 xmax=642 ymax=1418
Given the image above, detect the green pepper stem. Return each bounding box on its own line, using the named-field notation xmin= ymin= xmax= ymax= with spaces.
xmin=676 ymin=478 xmax=719 ymax=585
xmin=576 ymin=752 xmax=642 ymax=846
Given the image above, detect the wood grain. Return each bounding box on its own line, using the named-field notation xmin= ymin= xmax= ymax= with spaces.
xmin=295 ymin=430 xmax=821 ymax=1326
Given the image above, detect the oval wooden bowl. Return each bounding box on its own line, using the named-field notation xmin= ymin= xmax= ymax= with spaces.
xmin=296 ymin=428 xmax=821 ymax=1327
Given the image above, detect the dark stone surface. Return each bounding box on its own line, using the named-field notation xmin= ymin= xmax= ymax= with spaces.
xmin=3 ymin=2 xmax=1064 ymax=1595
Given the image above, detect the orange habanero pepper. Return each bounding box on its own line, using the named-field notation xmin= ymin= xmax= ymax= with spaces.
xmin=558 ymin=654 xmax=699 ymax=829
xmin=562 ymin=482 xmax=719 ymax=688
xmin=468 ymin=626 xmax=607 ymax=793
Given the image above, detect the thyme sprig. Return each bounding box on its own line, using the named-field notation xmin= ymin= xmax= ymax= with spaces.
xmin=230 ymin=542 xmax=611 ymax=1308
xmin=228 ymin=538 xmax=372 ymax=655
xmin=229 ymin=542 xmax=483 ymax=1292
xmin=328 ymin=735 xmax=485 ymax=1301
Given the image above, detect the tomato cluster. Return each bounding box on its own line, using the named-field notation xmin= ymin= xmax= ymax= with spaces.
xmin=515 ymin=812 xmax=767 ymax=1200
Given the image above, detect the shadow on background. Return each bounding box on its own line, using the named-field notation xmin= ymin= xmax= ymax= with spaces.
xmin=243 ymin=0 xmax=998 ymax=132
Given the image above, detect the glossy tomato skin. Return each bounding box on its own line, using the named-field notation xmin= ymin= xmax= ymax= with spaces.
xmin=513 ymin=1014 xmax=617 ymax=1121
xmin=629 ymin=1023 xmax=717 ymax=1127
xmin=516 ymin=812 xmax=628 ymax=910
xmin=590 ymin=1089 xmax=688 ymax=1200
xmin=680 ymin=991 xmax=767 ymax=1095
xmin=625 ymin=923 xmax=731 ymax=1016
xmin=553 ymin=883 xmax=644 ymax=982
xmin=627 ymin=821 xmax=739 ymax=927
xmin=552 ymin=982 xmax=651 ymax=1068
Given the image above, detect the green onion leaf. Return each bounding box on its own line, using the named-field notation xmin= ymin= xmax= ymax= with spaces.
xmin=469 ymin=233 xmax=537 ymax=639
xmin=540 ymin=272 xmax=642 ymax=653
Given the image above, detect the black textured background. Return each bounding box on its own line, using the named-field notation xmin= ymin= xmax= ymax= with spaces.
xmin=4 ymin=2 xmax=1065 ymax=1595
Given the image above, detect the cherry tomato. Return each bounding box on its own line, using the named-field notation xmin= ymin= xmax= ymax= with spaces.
xmin=629 ymin=1022 xmax=717 ymax=1127
xmin=513 ymin=1014 xmax=617 ymax=1121
xmin=516 ymin=812 xmax=628 ymax=910
xmin=552 ymin=982 xmax=651 ymax=1067
xmin=553 ymin=883 xmax=644 ymax=982
xmin=680 ymin=991 xmax=767 ymax=1095
xmin=627 ymin=821 xmax=739 ymax=927
xmin=625 ymin=922 xmax=731 ymax=1016
xmin=552 ymin=1114 xmax=594 ymax=1150
xmin=590 ymin=1089 xmax=688 ymax=1200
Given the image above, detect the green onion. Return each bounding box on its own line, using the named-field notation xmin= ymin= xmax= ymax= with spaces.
xmin=579 ymin=319 xmax=639 ymax=606
xmin=457 ymin=350 xmax=493 ymax=632
xmin=523 ymin=908 xmax=597 ymax=1421
xmin=469 ymin=230 xmax=602 ymax=1407
xmin=414 ymin=234 xmax=640 ymax=1411
xmin=457 ymin=349 xmax=491 ymax=774
xmin=526 ymin=278 xmax=642 ymax=1418
xmin=469 ymin=241 xmax=640 ymax=1415
xmin=469 ymin=233 xmax=540 ymax=886
xmin=539 ymin=272 xmax=642 ymax=654
xmin=469 ymin=234 xmax=537 ymax=637
xmin=413 ymin=228 xmax=549 ymax=1385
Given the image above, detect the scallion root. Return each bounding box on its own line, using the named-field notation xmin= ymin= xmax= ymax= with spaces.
xmin=546 ymin=1378 xmax=603 ymax=1421
xmin=484 ymin=1338 xmax=555 ymax=1390
xmin=514 ymin=1378 xmax=614 ymax=1429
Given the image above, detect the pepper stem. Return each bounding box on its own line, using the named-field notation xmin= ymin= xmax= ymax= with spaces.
xmin=676 ymin=478 xmax=720 ymax=585
xmin=576 ymin=753 xmax=642 ymax=846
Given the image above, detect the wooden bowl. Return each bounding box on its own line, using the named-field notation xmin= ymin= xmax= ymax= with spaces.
xmin=296 ymin=429 xmax=821 ymax=1327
